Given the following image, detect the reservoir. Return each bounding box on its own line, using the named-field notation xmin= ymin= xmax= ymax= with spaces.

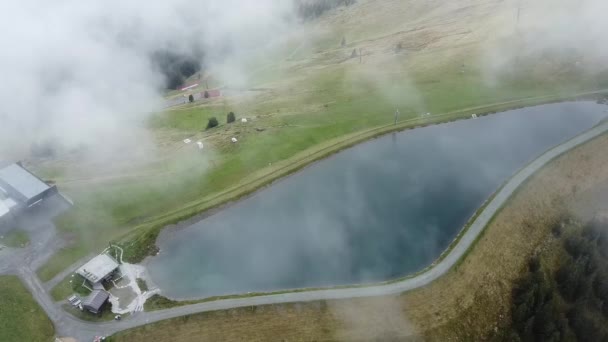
xmin=148 ymin=102 xmax=607 ymax=299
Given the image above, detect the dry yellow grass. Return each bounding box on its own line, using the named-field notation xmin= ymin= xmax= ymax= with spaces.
xmin=111 ymin=132 xmax=608 ymax=342
xmin=112 ymin=297 xmax=419 ymax=342
xmin=405 ymin=132 xmax=608 ymax=340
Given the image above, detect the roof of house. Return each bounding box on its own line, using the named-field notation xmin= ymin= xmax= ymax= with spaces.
xmin=0 ymin=201 xmax=8 ymax=218
xmin=77 ymin=254 xmax=119 ymax=284
xmin=83 ymin=290 xmax=109 ymax=311
xmin=0 ymin=163 xmax=51 ymax=203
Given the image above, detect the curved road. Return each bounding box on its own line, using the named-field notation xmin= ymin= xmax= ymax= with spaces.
xmin=5 ymin=119 xmax=608 ymax=341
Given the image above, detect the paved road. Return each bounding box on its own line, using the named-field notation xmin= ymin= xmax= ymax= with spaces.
xmin=4 ymin=119 xmax=608 ymax=341
xmin=28 ymin=120 xmax=608 ymax=340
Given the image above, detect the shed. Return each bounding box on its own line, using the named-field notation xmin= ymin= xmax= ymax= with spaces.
xmin=0 ymin=162 xmax=56 ymax=207
xmin=83 ymin=290 xmax=110 ymax=314
xmin=77 ymin=254 xmax=119 ymax=285
xmin=201 ymin=89 xmax=222 ymax=98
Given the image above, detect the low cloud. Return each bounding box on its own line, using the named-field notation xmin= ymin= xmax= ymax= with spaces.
xmin=482 ymin=0 xmax=608 ymax=85
xmin=0 ymin=0 xmax=300 ymax=163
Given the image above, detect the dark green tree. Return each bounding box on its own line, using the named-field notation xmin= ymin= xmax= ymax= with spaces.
xmin=206 ymin=117 xmax=219 ymax=129
xmin=227 ymin=112 xmax=236 ymax=123
xmin=188 ymin=94 xmax=194 ymax=103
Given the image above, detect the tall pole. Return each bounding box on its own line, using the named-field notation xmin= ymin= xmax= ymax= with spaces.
xmin=394 ymin=109 xmax=400 ymax=125
xmin=516 ymin=0 xmax=522 ymax=32
xmin=514 ymin=1 xmax=522 ymax=68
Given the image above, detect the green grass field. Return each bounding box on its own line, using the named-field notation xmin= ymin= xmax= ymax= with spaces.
xmin=0 ymin=229 xmax=29 ymax=248
xmin=136 ymin=278 xmax=148 ymax=292
xmin=35 ymin=0 xmax=608 ymax=281
xmin=0 ymin=276 xmax=55 ymax=342
xmin=50 ymin=273 xmax=90 ymax=302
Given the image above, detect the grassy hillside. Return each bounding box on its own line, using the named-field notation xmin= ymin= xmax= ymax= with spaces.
xmin=0 ymin=276 xmax=55 ymax=342
xmin=37 ymin=0 xmax=608 ymax=279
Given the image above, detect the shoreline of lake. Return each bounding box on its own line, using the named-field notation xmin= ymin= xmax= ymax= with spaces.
xmin=147 ymin=101 xmax=608 ymax=300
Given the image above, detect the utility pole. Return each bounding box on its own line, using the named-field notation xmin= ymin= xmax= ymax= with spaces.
xmin=515 ymin=0 xmax=522 ymax=34
xmin=394 ymin=109 xmax=400 ymax=125
xmin=515 ymin=0 xmax=522 ymax=67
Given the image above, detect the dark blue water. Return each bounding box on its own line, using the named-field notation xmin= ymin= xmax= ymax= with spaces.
xmin=148 ymin=102 xmax=607 ymax=299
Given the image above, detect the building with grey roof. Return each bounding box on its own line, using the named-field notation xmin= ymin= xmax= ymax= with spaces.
xmin=83 ymin=289 xmax=110 ymax=314
xmin=77 ymin=254 xmax=120 ymax=285
xmin=0 ymin=161 xmax=61 ymax=232
xmin=0 ymin=161 xmax=70 ymax=235
xmin=0 ymin=162 xmax=57 ymax=207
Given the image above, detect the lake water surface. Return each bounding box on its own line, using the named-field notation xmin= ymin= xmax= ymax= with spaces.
xmin=148 ymin=102 xmax=607 ymax=299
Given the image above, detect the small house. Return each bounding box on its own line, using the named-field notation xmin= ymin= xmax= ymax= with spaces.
xmin=201 ymin=89 xmax=222 ymax=99
xmin=77 ymin=254 xmax=120 ymax=286
xmin=83 ymin=290 xmax=110 ymax=314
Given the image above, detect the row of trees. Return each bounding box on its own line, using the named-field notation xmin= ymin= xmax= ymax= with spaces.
xmin=510 ymin=217 xmax=608 ymax=341
xmin=188 ymin=90 xmax=216 ymax=104
xmin=206 ymin=112 xmax=237 ymax=129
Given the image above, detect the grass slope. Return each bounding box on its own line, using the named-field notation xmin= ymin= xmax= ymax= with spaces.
xmin=36 ymin=0 xmax=608 ymax=279
xmin=0 ymin=276 xmax=55 ymax=342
